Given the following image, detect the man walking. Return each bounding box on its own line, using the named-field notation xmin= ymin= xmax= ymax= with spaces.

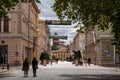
xmin=32 ymin=57 xmax=38 ymax=77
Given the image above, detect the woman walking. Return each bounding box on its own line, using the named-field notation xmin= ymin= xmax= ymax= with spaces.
xmin=22 ymin=58 xmax=29 ymax=77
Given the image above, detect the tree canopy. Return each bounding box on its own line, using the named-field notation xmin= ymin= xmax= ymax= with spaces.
xmin=0 ymin=0 xmax=40 ymax=17
xmin=52 ymin=0 xmax=120 ymax=51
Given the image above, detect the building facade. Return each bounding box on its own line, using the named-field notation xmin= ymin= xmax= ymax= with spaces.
xmin=38 ymin=20 xmax=50 ymax=59
xmin=85 ymin=26 xmax=115 ymax=66
xmin=70 ymin=25 xmax=115 ymax=66
xmin=50 ymin=47 xmax=68 ymax=60
xmin=0 ymin=1 xmax=40 ymax=65
xmin=71 ymin=32 xmax=85 ymax=59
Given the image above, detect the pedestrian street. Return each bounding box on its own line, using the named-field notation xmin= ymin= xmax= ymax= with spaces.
xmin=0 ymin=61 xmax=120 ymax=80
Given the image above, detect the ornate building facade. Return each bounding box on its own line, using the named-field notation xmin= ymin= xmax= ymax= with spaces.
xmin=0 ymin=1 xmax=40 ymax=65
xmin=50 ymin=47 xmax=68 ymax=60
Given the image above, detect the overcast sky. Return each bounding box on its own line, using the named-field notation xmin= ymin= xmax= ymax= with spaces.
xmin=37 ymin=0 xmax=77 ymax=45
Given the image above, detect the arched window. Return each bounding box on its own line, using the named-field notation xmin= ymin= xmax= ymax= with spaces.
xmin=3 ymin=17 xmax=9 ymax=32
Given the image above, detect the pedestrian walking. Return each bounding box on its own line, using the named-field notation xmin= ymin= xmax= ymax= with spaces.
xmin=50 ymin=59 xmax=52 ymax=65
xmin=22 ymin=58 xmax=29 ymax=77
xmin=84 ymin=58 xmax=87 ymax=66
xmin=87 ymin=57 xmax=91 ymax=66
xmin=32 ymin=57 xmax=38 ymax=77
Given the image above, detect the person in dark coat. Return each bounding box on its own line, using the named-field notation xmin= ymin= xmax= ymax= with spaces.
xmin=22 ymin=58 xmax=29 ymax=77
xmin=32 ymin=57 xmax=38 ymax=77
xmin=87 ymin=57 xmax=91 ymax=66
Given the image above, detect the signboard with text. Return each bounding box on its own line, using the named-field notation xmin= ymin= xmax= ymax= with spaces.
xmin=50 ymin=35 xmax=68 ymax=39
xmin=45 ymin=20 xmax=71 ymax=25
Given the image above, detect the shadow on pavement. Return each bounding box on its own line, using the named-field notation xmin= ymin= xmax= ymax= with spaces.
xmin=60 ymin=74 xmax=120 ymax=80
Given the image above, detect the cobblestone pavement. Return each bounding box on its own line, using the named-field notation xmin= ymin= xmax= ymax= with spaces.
xmin=0 ymin=61 xmax=120 ymax=80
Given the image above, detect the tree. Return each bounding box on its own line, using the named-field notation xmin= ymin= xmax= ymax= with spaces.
xmin=39 ymin=51 xmax=49 ymax=64
xmin=52 ymin=0 xmax=120 ymax=51
xmin=73 ymin=50 xmax=81 ymax=60
xmin=51 ymin=45 xmax=58 ymax=50
xmin=0 ymin=0 xmax=40 ymax=17
xmin=39 ymin=51 xmax=49 ymax=61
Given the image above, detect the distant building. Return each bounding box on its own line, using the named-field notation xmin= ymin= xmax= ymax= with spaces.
xmin=50 ymin=47 xmax=68 ymax=60
xmin=70 ymin=32 xmax=85 ymax=59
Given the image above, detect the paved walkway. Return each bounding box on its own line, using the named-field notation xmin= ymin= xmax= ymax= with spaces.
xmin=0 ymin=61 xmax=120 ymax=80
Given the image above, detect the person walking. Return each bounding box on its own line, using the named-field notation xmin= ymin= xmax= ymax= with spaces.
xmin=84 ymin=58 xmax=87 ymax=66
xmin=87 ymin=57 xmax=91 ymax=66
xmin=50 ymin=59 xmax=52 ymax=65
xmin=22 ymin=58 xmax=29 ymax=77
xmin=32 ymin=57 xmax=38 ymax=77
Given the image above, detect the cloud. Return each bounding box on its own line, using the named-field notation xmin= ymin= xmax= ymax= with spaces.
xmin=38 ymin=0 xmax=77 ymax=45
xmin=38 ymin=0 xmax=58 ymax=20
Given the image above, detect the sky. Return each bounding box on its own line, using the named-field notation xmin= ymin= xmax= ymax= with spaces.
xmin=37 ymin=0 xmax=77 ymax=45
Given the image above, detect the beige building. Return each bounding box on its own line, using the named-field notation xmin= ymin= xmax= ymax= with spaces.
xmin=38 ymin=20 xmax=50 ymax=58
xmin=69 ymin=41 xmax=74 ymax=55
xmin=73 ymin=32 xmax=85 ymax=52
xmin=70 ymin=25 xmax=115 ymax=66
xmin=70 ymin=32 xmax=85 ymax=58
xmin=84 ymin=26 xmax=115 ymax=66
xmin=51 ymin=47 xmax=68 ymax=60
xmin=0 ymin=1 xmax=40 ymax=65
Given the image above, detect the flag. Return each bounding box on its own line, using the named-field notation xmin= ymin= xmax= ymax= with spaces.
xmin=91 ymin=31 xmax=96 ymax=44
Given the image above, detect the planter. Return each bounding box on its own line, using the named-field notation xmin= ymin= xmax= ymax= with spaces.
xmin=75 ymin=59 xmax=78 ymax=66
xmin=43 ymin=60 xmax=47 ymax=66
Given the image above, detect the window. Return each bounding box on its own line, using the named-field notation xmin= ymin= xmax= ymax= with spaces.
xmin=0 ymin=18 xmax=1 ymax=32
xmin=3 ymin=17 xmax=9 ymax=32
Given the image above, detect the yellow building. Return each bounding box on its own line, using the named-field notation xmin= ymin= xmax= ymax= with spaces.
xmin=51 ymin=47 xmax=68 ymax=60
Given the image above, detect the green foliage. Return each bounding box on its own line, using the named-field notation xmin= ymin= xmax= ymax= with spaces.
xmin=0 ymin=0 xmax=40 ymax=17
xmin=39 ymin=51 xmax=49 ymax=60
xmin=73 ymin=50 xmax=81 ymax=60
xmin=53 ymin=0 xmax=120 ymax=50
xmin=51 ymin=45 xmax=58 ymax=50
xmin=66 ymin=55 xmax=73 ymax=61
xmin=52 ymin=55 xmax=56 ymax=60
